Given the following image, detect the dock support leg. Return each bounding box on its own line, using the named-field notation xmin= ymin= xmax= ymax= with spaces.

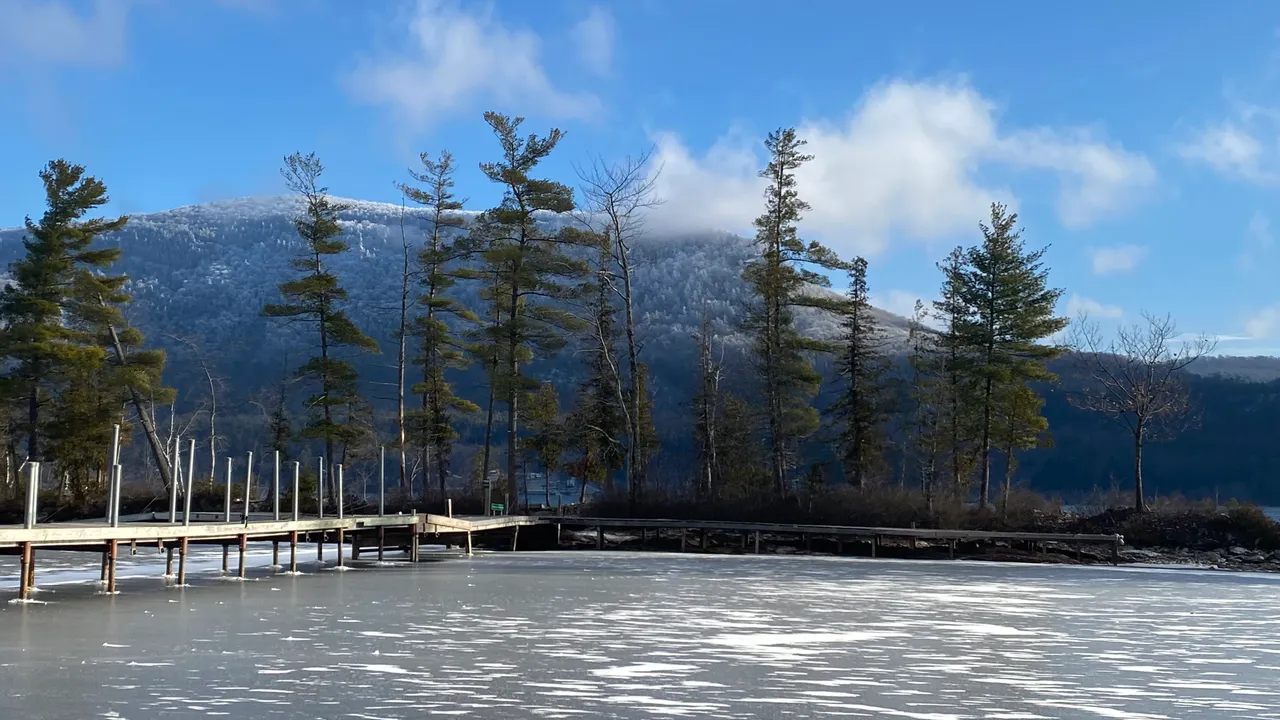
xmin=640 ymin=528 xmax=646 ymax=548
xmin=511 ymin=526 xmax=519 ymax=552
xmin=107 ymin=540 xmax=118 ymax=594
xmin=836 ymin=538 xmax=843 ymax=555
xmin=465 ymin=531 xmax=472 ymax=556
xmin=871 ymin=536 xmax=878 ymax=558
xmin=18 ymin=542 xmax=31 ymax=601
xmin=336 ymin=529 xmax=345 ymax=569
xmin=949 ymin=540 xmax=956 ymax=559
xmin=680 ymin=529 xmax=687 ymax=552
xmin=165 ymin=545 xmax=174 ymax=577
xmin=272 ymin=541 xmax=280 ymax=568
xmin=804 ymin=534 xmax=811 ymax=553
xmin=100 ymin=549 xmax=109 ymax=583
xmin=701 ymin=529 xmax=708 ymax=551
xmin=221 ymin=544 xmax=229 ymax=574
xmin=754 ymin=531 xmax=761 ymax=554
xmin=317 ymin=532 xmax=324 ymax=566
xmin=289 ymin=531 xmax=298 ymax=573
xmin=352 ymin=534 xmax=361 ymax=561
xmin=410 ymin=529 xmax=420 ymax=562
xmin=596 ymin=527 xmax=604 ymax=550
xmin=742 ymin=532 xmax=748 ymax=551
xmin=177 ymin=537 xmax=188 ymax=585
xmin=377 ymin=528 xmax=385 ymax=562
xmin=238 ymin=535 xmax=247 ymax=579
xmin=26 ymin=546 xmax=36 ymax=591
xmin=1111 ymin=540 xmax=1120 ymax=566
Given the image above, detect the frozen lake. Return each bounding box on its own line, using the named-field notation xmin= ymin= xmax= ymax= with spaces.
xmin=1 ymin=549 xmax=1279 ymax=718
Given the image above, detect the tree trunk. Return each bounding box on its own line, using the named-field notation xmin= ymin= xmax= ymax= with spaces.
xmin=397 ymin=244 xmax=410 ymax=495
xmin=978 ymin=375 xmax=993 ymax=508
xmin=506 ymin=281 xmax=521 ymax=513
xmin=619 ymin=250 xmax=642 ymax=506
xmin=1133 ymin=422 xmax=1146 ymax=512
xmin=102 ymin=320 xmax=173 ymax=494
xmin=1001 ymin=447 xmax=1015 ymax=518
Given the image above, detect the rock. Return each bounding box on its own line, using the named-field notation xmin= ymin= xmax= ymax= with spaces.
xmin=1229 ymin=546 xmax=1250 ymax=556
xmin=1268 ymin=551 xmax=1280 ymax=563
xmin=1244 ymin=554 xmax=1268 ymax=563
xmin=1120 ymin=548 xmax=1162 ymax=560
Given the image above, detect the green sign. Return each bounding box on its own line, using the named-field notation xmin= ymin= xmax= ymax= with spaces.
xmin=491 ymin=503 xmax=505 ymax=513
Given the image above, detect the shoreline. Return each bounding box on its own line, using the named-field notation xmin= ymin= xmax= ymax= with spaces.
xmin=557 ymin=529 xmax=1280 ymax=573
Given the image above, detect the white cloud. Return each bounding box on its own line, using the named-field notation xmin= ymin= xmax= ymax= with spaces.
xmin=1066 ymin=294 xmax=1123 ymax=319
xmin=1245 ymin=305 xmax=1280 ymax=339
xmin=1239 ymin=211 xmax=1273 ymax=270
xmin=1088 ymin=244 xmax=1148 ymax=275
xmin=571 ymin=5 xmax=614 ymax=77
xmin=1178 ymin=122 xmax=1268 ymax=182
xmin=870 ymin=290 xmax=929 ymax=320
xmin=649 ymin=79 xmax=1155 ymax=256
xmin=0 ymin=0 xmax=134 ymax=70
xmin=343 ymin=0 xmax=600 ymax=132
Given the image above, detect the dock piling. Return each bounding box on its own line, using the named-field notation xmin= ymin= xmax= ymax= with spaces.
xmin=18 ymin=542 xmax=31 ymax=601
xmin=223 ymin=457 xmax=232 ymax=523
xmin=511 ymin=526 xmax=519 ymax=552
xmin=273 ymin=450 xmax=280 ymax=522
xmin=183 ymin=439 xmax=195 ymax=526
xmin=106 ymin=540 xmax=118 ymax=593
xmin=597 ymin=526 xmax=604 ymax=550
xmin=411 ymin=528 xmax=420 ymax=562
xmin=289 ymin=531 xmax=298 ymax=573
xmin=336 ymin=528 xmax=345 ymax=568
xmin=177 ymin=537 xmax=188 ymax=585
xmin=237 ymin=534 xmax=247 ymax=578
xmin=221 ymin=544 xmax=229 ymax=574
xmin=272 ymin=541 xmax=279 ymax=568
xmin=23 ymin=461 xmax=39 ymax=530
xmin=753 ymin=530 xmax=761 ymax=554
xmin=465 ymin=531 xmax=472 ymax=556
xmin=377 ymin=527 xmax=385 ymax=562
xmin=165 ymin=545 xmax=174 ymax=576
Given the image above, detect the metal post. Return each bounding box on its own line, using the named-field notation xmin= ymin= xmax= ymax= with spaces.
xmin=168 ymin=434 xmax=180 ymax=524
xmin=447 ymin=498 xmax=452 ymax=518
xmin=378 ymin=446 xmax=385 ymax=517
xmin=223 ymin=457 xmax=232 ymax=523
xmin=242 ymin=451 xmax=254 ymax=522
xmin=317 ymin=457 xmax=325 ymax=519
xmin=273 ymin=450 xmax=280 ymax=522
xmin=110 ymin=464 xmax=122 ymax=528
xmin=336 ymin=464 xmax=344 ymax=520
xmin=292 ymin=461 xmax=300 ymax=521
xmin=183 ymin=439 xmax=195 ymax=527
xmin=23 ymin=461 xmax=39 ymax=529
xmin=110 ymin=423 xmax=121 ymax=467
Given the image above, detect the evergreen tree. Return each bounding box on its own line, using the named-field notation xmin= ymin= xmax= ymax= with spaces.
xmin=632 ymin=362 xmax=659 ymax=484
xmin=993 ymin=381 xmax=1051 ymax=517
xmin=830 ymin=257 xmax=890 ymax=488
xmin=400 ymin=150 xmax=479 ymax=501
xmin=691 ymin=314 xmax=723 ymax=500
xmin=905 ymin=301 xmax=944 ymax=513
xmin=475 ymin=112 xmax=587 ymax=511
xmin=263 ymin=152 xmax=379 ymax=504
xmin=956 ymin=204 xmax=1067 ymax=507
xmin=742 ymin=128 xmax=845 ymax=498
xmin=524 ymin=381 xmax=564 ymax=507
xmin=933 ymin=247 xmax=980 ymax=499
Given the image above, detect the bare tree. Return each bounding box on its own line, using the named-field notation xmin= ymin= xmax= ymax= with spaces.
xmin=574 ymin=148 xmax=662 ymax=508
xmin=167 ymin=334 xmax=225 ymax=487
xmin=1068 ymin=313 xmax=1215 ymax=512
xmin=691 ymin=311 xmax=724 ymax=500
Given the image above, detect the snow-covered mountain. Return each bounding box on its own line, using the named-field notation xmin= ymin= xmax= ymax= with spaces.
xmin=0 ymin=196 xmax=914 ymax=401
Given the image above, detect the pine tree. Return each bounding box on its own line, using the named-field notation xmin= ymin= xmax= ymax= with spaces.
xmin=263 ymin=152 xmax=379 ymax=504
xmin=0 ymin=159 xmax=174 ymax=495
xmin=956 ymin=204 xmax=1067 ymax=508
xmin=933 ymin=247 xmax=980 ymax=499
xmin=742 ymin=128 xmax=846 ymax=498
xmin=905 ymin=301 xmax=944 ymax=513
xmin=830 ymin=257 xmax=890 ymax=488
xmin=993 ymin=381 xmax=1051 ymax=517
xmin=476 ymin=112 xmax=587 ymax=511
xmin=524 ymin=381 xmax=563 ymax=507
xmin=401 ymin=150 xmax=479 ymax=502
xmin=632 ymin=362 xmax=659 ymax=484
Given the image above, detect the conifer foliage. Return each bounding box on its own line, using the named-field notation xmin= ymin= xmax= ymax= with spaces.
xmin=742 ymin=128 xmax=845 ymax=497
xmin=263 ymin=152 xmax=379 ymax=502
xmin=830 ymin=257 xmax=889 ymax=488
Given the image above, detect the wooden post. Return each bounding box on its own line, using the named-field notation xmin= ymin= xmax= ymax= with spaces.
xmin=377 ymin=527 xmax=385 ymax=562
xmin=221 ymin=544 xmax=229 ymax=574
xmin=100 ymin=549 xmax=109 ymax=583
xmin=701 ymin=529 xmax=708 ymax=551
xmin=237 ymin=535 xmax=247 ymax=578
xmin=317 ymin=531 xmax=324 ymax=565
xmin=107 ymin=540 xmax=118 ymax=593
xmin=272 ymin=541 xmax=280 ymax=568
xmin=410 ymin=528 xmax=420 ymax=562
xmin=177 ymin=537 xmax=189 ymax=585
xmin=511 ymin=526 xmax=520 ymax=552
xmin=465 ymin=531 xmax=472 ymax=556
xmin=753 ymin=530 xmax=761 ymax=554
xmin=680 ymin=529 xmax=687 ymax=552
xmin=18 ymin=542 xmax=31 ymax=601
xmin=949 ymin=539 xmax=956 ymax=559
xmin=352 ymin=534 xmax=361 ymax=560
xmin=336 ymin=528 xmax=345 ymax=568
xmin=289 ymin=531 xmax=298 ymax=573
xmin=871 ymin=535 xmax=879 ymax=558
xmin=597 ymin=527 xmax=604 ymax=550
xmin=165 ymin=545 xmax=174 ymax=576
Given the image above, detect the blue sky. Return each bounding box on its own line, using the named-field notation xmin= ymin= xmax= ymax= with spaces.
xmin=2 ymin=1 xmax=1280 ymax=353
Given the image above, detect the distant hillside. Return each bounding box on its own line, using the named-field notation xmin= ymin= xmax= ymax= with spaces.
xmin=2 ymin=197 xmax=1279 ymax=502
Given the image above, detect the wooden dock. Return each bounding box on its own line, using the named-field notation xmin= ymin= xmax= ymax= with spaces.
xmin=554 ymin=516 xmax=1125 ymax=559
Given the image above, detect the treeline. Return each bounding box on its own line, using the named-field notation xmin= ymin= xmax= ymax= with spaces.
xmin=0 ymin=112 xmax=1211 ymax=517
